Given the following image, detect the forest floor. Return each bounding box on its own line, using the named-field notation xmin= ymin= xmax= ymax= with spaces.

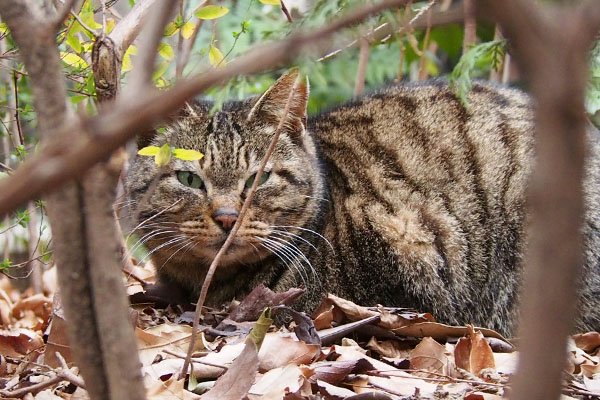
xmin=1 ymin=261 xmax=600 ymax=400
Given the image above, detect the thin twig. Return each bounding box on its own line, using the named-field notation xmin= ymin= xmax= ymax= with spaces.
xmin=417 ymin=3 xmax=433 ymax=80
xmin=280 ymin=0 xmax=293 ymax=23
xmin=179 ymin=79 xmax=300 ymax=379
xmin=462 ymin=0 xmax=476 ymax=53
xmin=0 ymin=162 xmax=13 ymax=173
xmin=70 ymin=9 xmax=98 ymax=37
xmin=12 ymin=72 xmax=23 ymax=146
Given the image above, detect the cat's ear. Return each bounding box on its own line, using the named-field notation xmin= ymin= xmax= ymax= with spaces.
xmin=247 ymin=69 xmax=309 ymax=134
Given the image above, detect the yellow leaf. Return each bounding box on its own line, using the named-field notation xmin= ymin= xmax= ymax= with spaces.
xmin=248 ymin=308 xmax=272 ymax=349
xmin=0 ymin=23 xmax=8 ymax=34
xmin=137 ymin=146 xmax=159 ymax=156
xmin=208 ymin=46 xmax=225 ymax=68
xmin=125 ymin=45 xmax=138 ymax=55
xmin=122 ymin=54 xmax=133 ymax=72
xmin=259 ymin=0 xmax=281 ymax=5
xmin=106 ymin=18 xmax=116 ymax=33
xmin=173 ymin=149 xmax=204 ymax=161
xmin=158 ymin=42 xmax=174 ymax=60
xmin=195 ymin=5 xmax=229 ymax=19
xmin=164 ymin=22 xmax=179 ymax=37
xmin=181 ymin=22 xmax=195 ymax=39
xmin=60 ymin=52 xmax=88 ymax=68
xmin=155 ymin=143 xmax=172 ymax=167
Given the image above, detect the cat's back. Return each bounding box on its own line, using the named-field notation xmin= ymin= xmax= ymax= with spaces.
xmin=309 ymin=81 xmax=536 ymax=332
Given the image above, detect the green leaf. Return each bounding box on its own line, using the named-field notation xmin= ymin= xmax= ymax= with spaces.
xmin=70 ymin=95 xmax=88 ymax=104
xmin=247 ymin=308 xmax=272 ymax=349
xmin=181 ymin=22 xmax=196 ymax=39
xmin=450 ymin=39 xmax=507 ymax=105
xmin=155 ymin=143 xmax=172 ymax=167
xmin=106 ymin=18 xmax=116 ymax=33
xmin=158 ymin=42 xmax=174 ymax=60
xmin=0 ymin=23 xmax=8 ymax=34
xmin=259 ymin=0 xmax=281 ymax=4
xmin=67 ymin=31 xmax=82 ymax=53
xmin=0 ymin=259 xmax=12 ymax=270
xmin=61 ymin=52 xmax=88 ymax=68
xmin=208 ymin=46 xmax=225 ymax=67
xmin=195 ymin=5 xmax=229 ymax=19
xmin=80 ymin=11 xmax=102 ymax=29
xmin=173 ymin=148 xmax=204 ymax=161
xmin=164 ymin=22 xmax=179 ymax=37
xmin=125 ymin=45 xmax=138 ymax=55
xmin=137 ymin=146 xmax=160 ymax=156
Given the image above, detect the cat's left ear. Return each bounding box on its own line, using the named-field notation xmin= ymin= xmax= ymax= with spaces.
xmin=247 ymin=69 xmax=309 ymax=134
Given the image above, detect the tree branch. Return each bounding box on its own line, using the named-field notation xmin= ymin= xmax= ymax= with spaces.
xmin=52 ymin=0 xmax=80 ymax=30
xmin=0 ymin=0 xmax=417 ymax=219
xmin=109 ymin=0 xmax=160 ymax=56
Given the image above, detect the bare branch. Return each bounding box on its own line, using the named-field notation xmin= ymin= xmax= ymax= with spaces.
xmin=52 ymin=0 xmax=79 ymax=30
xmin=127 ymin=0 xmax=178 ymax=95
xmin=69 ymin=8 xmax=99 ymax=37
xmin=462 ymin=0 xmax=476 ymax=53
xmin=0 ymin=0 xmax=417 ymax=218
xmin=109 ymin=0 xmax=160 ymax=56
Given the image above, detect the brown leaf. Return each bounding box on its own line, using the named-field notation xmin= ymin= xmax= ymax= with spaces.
xmin=574 ymin=332 xmax=600 ymax=352
xmin=366 ymin=337 xmax=411 ymax=359
xmin=248 ymin=364 xmax=311 ymax=399
xmin=0 ymin=328 xmax=43 ymax=357
xmin=454 ymin=336 xmax=471 ymax=371
xmin=272 ymin=305 xmax=320 ymax=346
xmin=377 ymin=306 xmax=434 ymax=329
xmin=258 ymin=333 xmax=320 ymax=371
xmin=227 ymin=285 xmax=304 ymax=323
xmin=310 ymin=359 xmax=374 ymax=385
xmin=202 ymin=340 xmax=259 ymax=400
xmin=319 ymin=294 xmax=378 ymax=322
xmin=409 ymin=337 xmax=450 ymax=376
xmin=467 ymin=325 xmax=496 ymax=376
xmin=316 ymin=379 xmax=356 ymax=399
xmin=393 ymin=321 xmax=510 ymax=343
xmin=313 ymin=305 xmax=334 ymax=330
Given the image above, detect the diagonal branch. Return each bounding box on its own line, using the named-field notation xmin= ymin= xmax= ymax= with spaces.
xmin=109 ymin=0 xmax=161 ymax=56
xmin=52 ymin=0 xmax=80 ymax=30
xmin=0 ymin=0 xmax=419 ymax=219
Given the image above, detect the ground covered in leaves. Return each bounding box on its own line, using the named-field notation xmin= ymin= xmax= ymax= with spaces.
xmin=2 ymin=262 xmax=600 ymax=399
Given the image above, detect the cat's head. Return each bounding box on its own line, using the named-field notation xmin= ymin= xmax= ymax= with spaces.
xmin=126 ymin=71 xmax=325 ymax=272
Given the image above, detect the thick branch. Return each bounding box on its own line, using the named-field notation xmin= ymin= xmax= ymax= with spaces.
xmin=479 ymin=2 xmax=597 ymax=400
xmin=0 ymin=0 xmax=417 ymax=218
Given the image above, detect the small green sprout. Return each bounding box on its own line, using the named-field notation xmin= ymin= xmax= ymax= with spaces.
xmin=138 ymin=143 xmax=204 ymax=167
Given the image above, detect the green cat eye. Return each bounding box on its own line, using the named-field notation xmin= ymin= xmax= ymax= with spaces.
xmin=245 ymin=172 xmax=270 ymax=189
xmin=177 ymin=171 xmax=204 ymax=189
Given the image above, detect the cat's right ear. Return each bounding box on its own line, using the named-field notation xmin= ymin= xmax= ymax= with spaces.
xmin=247 ymin=69 xmax=309 ymax=134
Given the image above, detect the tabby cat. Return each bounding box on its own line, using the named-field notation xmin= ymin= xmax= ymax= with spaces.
xmin=126 ymin=71 xmax=600 ymax=336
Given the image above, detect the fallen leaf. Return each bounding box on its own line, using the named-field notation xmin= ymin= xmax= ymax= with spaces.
xmin=0 ymin=328 xmax=44 ymax=357
xmin=393 ymin=322 xmax=509 ymax=343
xmin=367 ymin=337 xmax=411 ymax=358
xmin=574 ymin=332 xmax=600 ymax=352
xmin=146 ymin=376 xmax=201 ymax=399
xmin=248 ymin=364 xmax=310 ymax=400
xmin=410 ymin=337 xmax=450 ymax=376
xmin=316 ymin=379 xmax=356 ymax=399
xmin=310 ymin=358 xmax=373 ymax=385
xmin=258 ymin=333 xmax=320 ymax=371
xmin=313 ymin=305 xmax=334 ymax=330
xmin=272 ymin=305 xmax=320 ymax=346
xmin=226 ymin=285 xmax=304 ymax=323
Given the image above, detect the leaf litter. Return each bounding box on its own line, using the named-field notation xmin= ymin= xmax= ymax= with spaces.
xmin=1 ymin=263 xmax=600 ymax=399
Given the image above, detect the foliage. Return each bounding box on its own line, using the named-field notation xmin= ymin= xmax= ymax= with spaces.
xmin=138 ymin=144 xmax=204 ymax=166
xmin=450 ymin=39 xmax=507 ymax=105
xmin=1 ymin=0 xmax=600 ymax=281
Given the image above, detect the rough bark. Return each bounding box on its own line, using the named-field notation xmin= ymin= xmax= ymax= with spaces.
xmin=478 ymin=1 xmax=600 ymax=400
xmin=0 ymin=2 xmax=146 ymax=400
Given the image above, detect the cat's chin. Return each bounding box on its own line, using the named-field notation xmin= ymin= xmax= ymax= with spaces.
xmin=188 ymin=241 xmax=269 ymax=268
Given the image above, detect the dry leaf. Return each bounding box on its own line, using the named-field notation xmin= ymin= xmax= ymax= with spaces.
xmin=258 ymin=333 xmax=320 ymax=370
xmin=0 ymin=328 xmax=44 ymax=357
xmin=146 ymin=376 xmax=201 ymax=400
xmin=454 ymin=326 xmax=496 ymax=377
xmin=313 ymin=305 xmax=334 ymax=330
xmin=410 ymin=337 xmax=450 ymax=376
xmin=316 ymin=379 xmax=356 ymax=399
xmin=310 ymin=358 xmax=373 ymax=385
xmin=574 ymin=332 xmax=600 ymax=352
xmin=367 ymin=337 xmax=411 ymax=358
xmin=202 ymin=340 xmax=259 ymax=400
xmin=393 ymin=321 xmax=509 ymax=343
xmin=226 ymin=285 xmax=304 ymax=323
xmin=248 ymin=364 xmax=310 ymax=400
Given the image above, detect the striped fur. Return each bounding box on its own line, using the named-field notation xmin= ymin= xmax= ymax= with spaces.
xmin=126 ymin=72 xmax=600 ymax=335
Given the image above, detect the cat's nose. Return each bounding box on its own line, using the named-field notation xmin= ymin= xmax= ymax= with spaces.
xmin=212 ymin=207 xmax=239 ymax=231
